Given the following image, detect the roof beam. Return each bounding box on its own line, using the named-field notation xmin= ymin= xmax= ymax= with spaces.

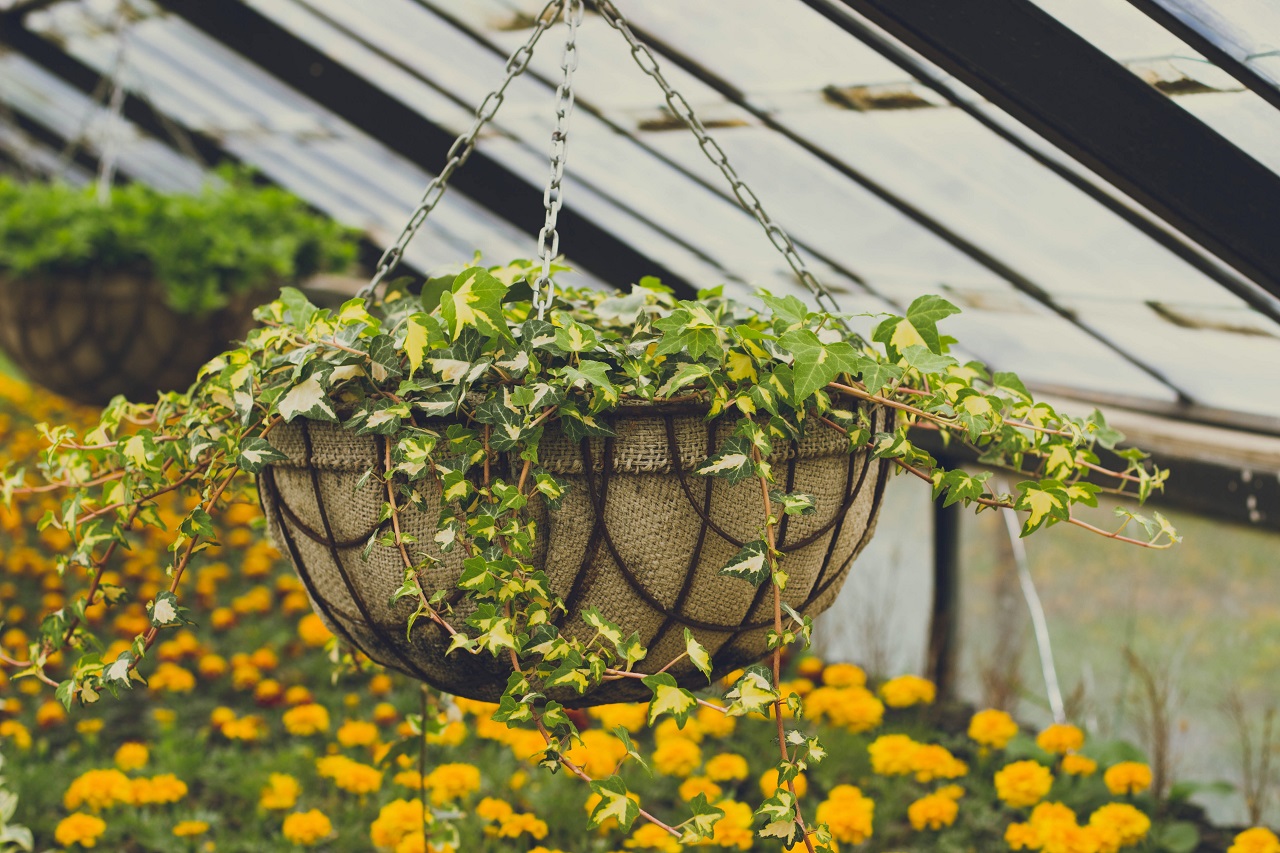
xmin=153 ymin=0 xmax=695 ymax=295
xmin=797 ymin=0 xmax=1280 ymax=329
xmin=1126 ymin=0 xmax=1280 ymax=114
xmin=828 ymin=0 xmax=1280 ymax=301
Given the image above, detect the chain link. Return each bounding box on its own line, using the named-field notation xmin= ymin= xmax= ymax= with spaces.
xmin=358 ymin=0 xmax=566 ymax=300
xmin=532 ymin=0 xmax=585 ymax=319
xmin=592 ymin=0 xmax=841 ymax=314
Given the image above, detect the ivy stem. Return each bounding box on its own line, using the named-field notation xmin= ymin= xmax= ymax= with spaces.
xmin=383 ymin=441 xmax=455 ymax=637
xmin=754 ymin=448 xmax=818 ymax=853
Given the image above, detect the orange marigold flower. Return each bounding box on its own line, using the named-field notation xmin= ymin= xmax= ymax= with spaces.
xmin=282 ymin=809 xmax=332 ymax=847
xmin=911 ymin=743 xmax=968 ymax=783
xmin=337 ymin=719 xmax=380 ymax=749
xmin=148 ymin=663 xmax=195 ymax=693
xmin=806 ymin=686 xmax=884 ymax=733
xmin=425 ymin=762 xmax=482 ymax=805
xmin=969 ymin=708 xmax=1019 ymax=749
xmin=283 ymin=703 xmax=331 ymax=736
xmin=64 ymin=769 xmax=132 ymax=812
xmin=868 ymin=734 xmax=921 ymax=776
xmin=317 ymin=755 xmax=383 ymax=795
xmin=704 ymin=753 xmax=750 ymax=783
xmin=1006 ymin=821 xmax=1039 ymax=850
xmin=260 ymin=773 xmax=300 ymax=811
xmin=994 ymin=760 xmax=1054 ymax=809
xmin=173 ymin=820 xmax=209 ymax=837
xmin=55 ymin=812 xmax=107 ymax=848
xmin=817 ymin=785 xmax=874 ymax=845
xmin=1089 ymin=803 xmax=1151 ymax=849
xmin=879 ymin=674 xmax=936 ymax=708
xmin=625 ymin=822 xmax=682 ymax=853
xmin=113 ymin=742 xmax=148 ymax=772
xmin=821 ymin=662 xmax=866 ymax=688
xmin=298 ymin=613 xmax=333 ymax=647
xmin=1103 ymin=762 xmax=1152 ymax=796
xmin=1229 ymin=827 xmax=1280 ymax=853
xmin=588 ymin=703 xmax=649 ymax=734
xmin=492 ymin=812 xmax=549 ymax=840
xmin=1062 ymin=754 xmax=1098 ymax=776
xmin=371 ymin=798 xmax=430 ymax=849
xmin=1037 ymin=723 xmax=1085 ymax=756
xmin=652 ymin=737 xmax=701 ymax=778
xmin=679 ymin=776 xmax=723 ymax=802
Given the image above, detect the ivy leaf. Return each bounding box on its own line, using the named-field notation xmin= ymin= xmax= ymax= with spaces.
xmin=719 ymin=539 xmax=772 ymax=587
xmin=683 ymin=628 xmax=712 ymax=680
xmin=553 ymin=320 xmax=600 ymax=354
xmin=277 ymin=374 xmax=338 ymax=423
xmin=642 ymin=672 xmax=698 ymax=727
xmin=588 ymin=776 xmax=640 ymax=831
xmin=857 ymin=360 xmax=903 ymax=396
xmin=147 ymin=591 xmax=185 ymax=627
xmin=932 ymin=469 xmax=991 ymax=508
xmin=236 ymin=436 xmax=288 ymax=474
xmin=440 ymin=267 xmax=511 ymax=343
xmin=778 ymin=329 xmax=861 ymax=402
xmin=899 ymin=344 xmax=958 ymax=375
xmin=759 ymin=292 xmax=810 ymax=330
xmin=694 ymin=436 xmax=754 ymax=485
xmin=770 ymin=490 xmax=816 ymax=516
xmin=559 ymin=361 xmax=617 ymax=403
xmin=679 ymin=794 xmax=725 ymax=844
xmin=404 ymin=312 xmax=432 ymax=378
xmin=1015 ymin=479 xmax=1071 ymax=536
xmin=724 ymin=666 xmax=778 ymax=717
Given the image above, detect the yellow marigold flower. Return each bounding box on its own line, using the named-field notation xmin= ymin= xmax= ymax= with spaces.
xmin=1006 ymin=821 xmax=1039 ymax=850
xmin=969 ymin=708 xmax=1019 ymax=749
xmin=493 ymin=812 xmax=548 ymax=840
xmin=655 ymin=717 xmax=703 ymax=744
xmin=210 ymin=607 xmax=237 ymax=631
xmin=282 ymin=809 xmax=332 ymax=847
xmin=679 ymin=776 xmax=722 ymax=802
xmin=0 ymin=720 xmax=32 ymax=750
xmin=805 ymin=686 xmax=884 ymax=733
xmin=317 ymin=755 xmax=383 ymax=795
xmin=373 ymin=702 xmax=399 ymax=726
xmin=1103 ymin=762 xmax=1152 ymax=796
xmin=565 ymin=729 xmax=629 ymax=779
xmin=821 ymin=662 xmax=866 ymax=688
xmin=210 ymin=706 xmax=237 ymax=729
xmin=427 ymin=720 xmax=466 ymax=747
xmin=588 ymin=702 xmax=649 ymax=734
xmin=371 ymin=798 xmax=430 ymax=848
xmin=148 ymin=662 xmax=196 ymax=693
xmin=55 ymin=812 xmax=107 ymax=848
xmin=64 ymin=769 xmax=132 ymax=811
xmin=113 ymin=742 xmax=149 ymax=772
xmin=696 ymin=706 xmax=736 ymax=738
xmin=879 ymin=674 xmax=936 ymax=708
xmin=255 ymin=679 xmax=284 ymax=705
xmin=909 ymin=791 xmax=960 ymax=831
xmin=868 ymin=734 xmax=921 ymax=776
xmin=1062 ymin=754 xmax=1098 ymax=776
xmin=1089 ymin=803 xmax=1150 ymax=848
xmin=1037 ymin=724 xmax=1085 ymax=756
xmin=759 ymin=768 xmax=807 ymax=798
xmin=298 ymin=613 xmax=333 ymax=647
xmin=173 ymin=820 xmax=210 ymax=837
xmin=221 ymin=715 xmax=265 ymax=742
xmin=337 ymin=719 xmax=380 ymax=749
xmin=36 ymin=699 xmax=67 ymax=728
xmin=285 ymin=685 xmax=314 ymax=706
xmin=150 ymin=708 xmax=172 ymax=729
xmin=76 ymin=718 xmax=104 ymax=736
xmin=625 ymin=822 xmax=682 ymax=852
xmin=816 ymin=785 xmax=874 ymax=845
xmin=706 ymin=799 xmax=754 ymax=850
xmin=1037 ymin=817 xmax=1099 ymax=853
xmin=425 ymin=762 xmax=481 ymax=805
xmin=197 ymin=654 xmax=229 ymax=679
xmin=507 ymin=729 xmax=549 ymax=764
xmin=260 ymin=773 xmax=300 ymax=811
xmin=911 ymin=743 xmax=968 ymax=783
xmin=653 ymin=736 xmax=702 ymax=778
xmin=796 ymin=656 xmax=825 ymax=679
xmin=1229 ymin=827 xmax=1280 ymax=853
xmin=477 ymin=797 xmax=514 ymax=824
xmin=994 ymin=760 xmax=1054 ymax=808
xmin=130 ymin=774 xmax=188 ymax=806
xmin=704 ymin=753 xmax=749 ymax=783
xmin=284 ymin=704 xmax=331 ymax=736
xmin=938 ymin=784 xmax=965 ymax=800
xmin=369 ymin=673 xmax=394 ymax=696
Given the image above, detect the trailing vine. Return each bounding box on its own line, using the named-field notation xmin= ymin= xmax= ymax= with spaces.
xmin=0 ymin=259 xmax=1177 ymax=849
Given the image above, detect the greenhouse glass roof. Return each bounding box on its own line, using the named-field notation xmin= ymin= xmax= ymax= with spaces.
xmin=2 ymin=0 xmax=1279 ymax=431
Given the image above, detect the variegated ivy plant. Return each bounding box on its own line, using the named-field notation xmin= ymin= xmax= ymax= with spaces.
xmin=0 ymin=258 xmax=1177 ymax=851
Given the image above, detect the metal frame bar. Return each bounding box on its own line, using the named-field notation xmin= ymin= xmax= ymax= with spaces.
xmin=153 ymin=0 xmax=696 ymax=295
xmin=600 ymin=11 xmax=1194 ymax=401
xmin=1126 ymin=0 xmax=1280 ymax=114
xmin=798 ymin=0 xmax=1280 ymax=329
xmin=824 ymin=0 xmax=1280 ymax=302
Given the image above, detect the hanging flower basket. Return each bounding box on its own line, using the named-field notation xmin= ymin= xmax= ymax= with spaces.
xmin=0 ymin=270 xmax=265 ymax=406
xmin=259 ymin=401 xmax=890 ymax=705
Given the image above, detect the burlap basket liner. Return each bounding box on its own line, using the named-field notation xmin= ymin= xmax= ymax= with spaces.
xmin=259 ymin=401 xmax=890 ymax=705
xmin=0 ymin=272 xmax=263 ymax=406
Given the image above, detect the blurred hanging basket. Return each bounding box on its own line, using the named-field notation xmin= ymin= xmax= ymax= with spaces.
xmin=258 ymin=402 xmax=889 ymax=705
xmin=0 ymin=270 xmax=265 ymax=406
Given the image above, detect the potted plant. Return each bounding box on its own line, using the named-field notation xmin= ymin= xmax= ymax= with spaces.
xmin=0 ymin=258 xmax=1178 ymax=849
xmin=0 ymin=168 xmax=357 ymax=405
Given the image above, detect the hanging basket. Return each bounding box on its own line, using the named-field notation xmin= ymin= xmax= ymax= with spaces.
xmin=0 ymin=271 xmax=264 ymax=406
xmin=258 ymin=400 xmax=890 ymax=706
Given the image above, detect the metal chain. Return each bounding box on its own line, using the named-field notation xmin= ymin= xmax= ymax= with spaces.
xmin=532 ymin=0 xmax=585 ymax=319
xmin=357 ymin=0 xmax=566 ymax=300
xmin=592 ymin=0 xmax=841 ymax=314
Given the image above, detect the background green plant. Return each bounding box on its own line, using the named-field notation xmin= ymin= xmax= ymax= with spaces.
xmin=0 ymin=168 xmax=358 ymax=314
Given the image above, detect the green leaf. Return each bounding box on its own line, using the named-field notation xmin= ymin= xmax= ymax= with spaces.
xmin=694 ymin=436 xmax=755 ymax=485
xmin=440 ymin=267 xmax=510 ymax=342
xmin=1015 ymin=479 xmax=1071 ymax=536
xmin=236 ymin=436 xmax=288 ymax=474
xmin=588 ymin=778 xmax=640 ymax=831
xmin=778 ymin=329 xmax=862 ymax=402
xmin=759 ymin=292 xmax=811 ymax=329
xmin=277 ymin=374 xmax=338 ymax=423
xmin=679 ymin=794 xmax=725 ymax=843
xmin=719 ymin=539 xmax=772 ymax=586
xmin=642 ymin=672 xmax=698 ymax=727
xmin=683 ymin=628 xmax=712 ymax=680
xmin=724 ymin=666 xmax=778 ymax=717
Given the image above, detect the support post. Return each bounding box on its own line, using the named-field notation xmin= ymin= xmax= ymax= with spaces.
xmin=926 ymin=495 xmax=961 ymax=696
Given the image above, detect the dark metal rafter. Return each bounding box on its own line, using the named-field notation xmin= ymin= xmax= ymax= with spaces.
xmin=152 ymin=0 xmax=697 ymax=296
xmin=1125 ymin=0 xmax=1280 ymax=114
xmin=827 ymin=0 xmax=1280 ymax=303
xmin=797 ymin=0 xmax=1280 ymax=330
